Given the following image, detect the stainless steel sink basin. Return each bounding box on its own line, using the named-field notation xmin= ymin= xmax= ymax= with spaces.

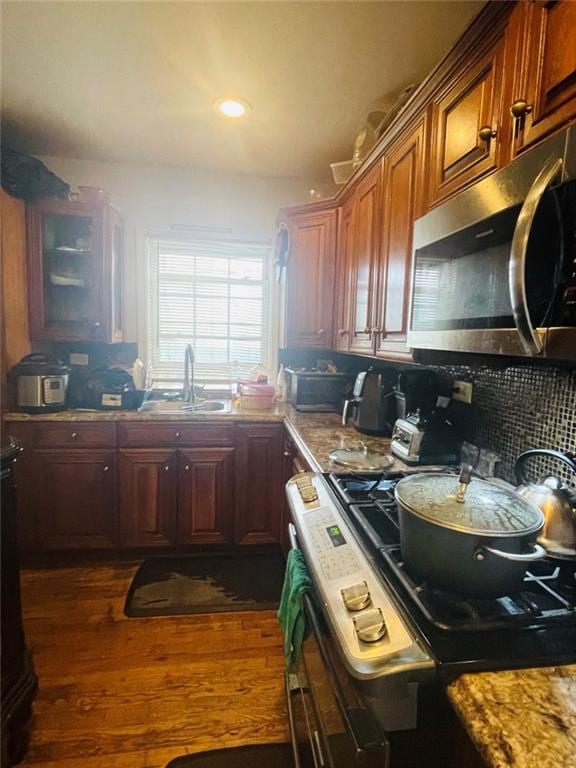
xmin=138 ymin=400 xmax=228 ymax=414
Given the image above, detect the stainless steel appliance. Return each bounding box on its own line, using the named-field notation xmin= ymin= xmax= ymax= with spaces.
xmin=390 ymin=370 xmax=461 ymax=465
xmin=12 ymin=353 xmax=69 ymax=413
xmin=286 ymin=368 xmax=352 ymax=412
xmin=285 ymin=470 xmax=576 ymax=765
xmin=408 ymin=126 xmax=576 ymax=359
xmin=515 ymin=448 xmax=576 ymax=560
xmin=342 ymin=369 xmax=396 ymax=436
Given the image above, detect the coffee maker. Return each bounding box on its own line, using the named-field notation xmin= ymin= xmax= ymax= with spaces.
xmin=342 ymin=369 xmax=396 ymax=436
xmin=390 ymin=370 xmax=461 ymax=465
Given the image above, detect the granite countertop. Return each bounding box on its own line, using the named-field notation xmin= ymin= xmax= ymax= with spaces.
xmin=447 ymin=665 xmax=576 ymax=768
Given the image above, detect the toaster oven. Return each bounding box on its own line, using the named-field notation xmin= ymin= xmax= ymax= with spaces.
xmin=286 ymin=369 xmax=352 ymax=412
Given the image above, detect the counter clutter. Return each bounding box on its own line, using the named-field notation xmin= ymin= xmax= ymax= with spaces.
xmin=3 ymin=404 xmax=575 ymax=768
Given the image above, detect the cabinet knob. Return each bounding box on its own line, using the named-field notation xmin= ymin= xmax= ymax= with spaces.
xmin=164 ymin=465 xmax=170 ymax=472
xmin=93 ymin=321 xmax=101 ymax=328
xmin=363 ymin=327 xmax=373 ymax=336
xmin=338 ymin=328 xmax=349 ymax=336
xmin=478 ymin=125 xmax=497 ymax=142
xmin=318 ymin=328 xmax=326 ymax=335
xmin=103 ymin=465 xmax=110 ymax=472
xmin=175 ymin=431 xmax=181 ymax=439
xmin=283 ymin=450 xmax=293 ymax=457
xmin=184 ymin=464 xmax=190 ymax=471
xmin=371 ymin=326 xmax=382 ymax=334
xmin=71 ymin=432 xmax=79 ymax=439
xmin=510 ymin=99 xmax=533 ymax=119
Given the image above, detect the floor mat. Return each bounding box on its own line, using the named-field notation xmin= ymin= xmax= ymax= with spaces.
xmin=124 ymin=552 xmax=286 ymax=617
xmin=165 ymin=743 xmax=293 ymax=768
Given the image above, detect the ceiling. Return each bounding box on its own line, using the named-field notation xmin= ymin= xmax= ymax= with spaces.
xmin=1 ymin=1 xmax=483 ymax=183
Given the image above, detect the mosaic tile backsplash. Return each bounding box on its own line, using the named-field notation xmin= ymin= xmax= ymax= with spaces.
xmin=428 ymin=363 xmax=576 ymax=488
xmin=281 ymin=349 xmax=575 ymax=488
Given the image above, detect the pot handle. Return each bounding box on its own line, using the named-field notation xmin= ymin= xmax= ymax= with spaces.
xmin=515 ymin=449 xmax=576 ymax=485
xmin=474 ymin=543 xmax=547 ymax=563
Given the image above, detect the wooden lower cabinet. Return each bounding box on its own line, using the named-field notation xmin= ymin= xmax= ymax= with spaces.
xmin=235 ymin=423 xmax=284 ymax=546
xmin=118 ymin=448 xmax=177 ymax=547
xmin=35 ymin=448 xmax=118 ymax=550
xmin=177 ymin=448 xmax=235 ymax=545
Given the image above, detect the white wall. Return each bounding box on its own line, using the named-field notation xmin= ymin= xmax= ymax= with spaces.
xmin=39 ymin=155 xmax=335 ymax=346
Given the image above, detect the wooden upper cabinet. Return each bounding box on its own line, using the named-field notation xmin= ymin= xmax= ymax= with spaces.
xmin=334 ymin=198 xmax=355 ymax=352
xmin=281 ymin=208 xmax=337 ymax=348
xmin=118 ymin=448 xmax=177 ymax=548
xmin=375 ymin=120 xmax=427 ymax=361
xmin=176 ymin=448 xmax=235 ymax=545
xmin=35 ymin=448 xmax=118 ymax=550
xmin=510 ymin=0 xmax=576 ymax=154
xmin=429 ymin=33 xmax=507 ymax=206
xmin=348 ymin=164 xmax=381 ymax=354
xmin=26 ymin=197 xmax=124 ymax=343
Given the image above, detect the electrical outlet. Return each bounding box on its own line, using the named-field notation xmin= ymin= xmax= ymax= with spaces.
xmin=453 ymin=380 xmax=473 ymax=404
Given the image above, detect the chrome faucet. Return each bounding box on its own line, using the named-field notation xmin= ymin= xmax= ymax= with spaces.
xmin=182 ymin=344 xmax=195 ymax=403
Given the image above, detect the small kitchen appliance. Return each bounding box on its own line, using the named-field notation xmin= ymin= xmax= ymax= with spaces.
xmin=342 ymin=369 xmax=396 ymax=435
xmin=286 ymin=368 xmax=352 ymax=412
xmin=390 ymin=370 xmax=461 ymax=464
xmin=12 ymin=353 xmax=69 ymax=413
xmin=515 ymin=448 xmax=576 ymax=560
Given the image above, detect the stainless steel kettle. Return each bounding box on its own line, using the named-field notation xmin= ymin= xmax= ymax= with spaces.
xmin=515 ymin=449 xmax=576 ymax=560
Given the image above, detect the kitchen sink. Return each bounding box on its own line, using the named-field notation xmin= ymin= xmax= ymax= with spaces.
xmin=138 ymin=400 xmax=229 ymax=414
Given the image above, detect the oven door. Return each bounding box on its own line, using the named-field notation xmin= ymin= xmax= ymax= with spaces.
xmin=286 ymin=525 xmax=390 ymax=768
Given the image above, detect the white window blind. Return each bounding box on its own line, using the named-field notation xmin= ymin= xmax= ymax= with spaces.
xmin=147 ymin=236 xmax=272 ymax=387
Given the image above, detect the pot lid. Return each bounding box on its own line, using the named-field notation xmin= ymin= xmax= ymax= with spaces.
xmin=395 ymin=471 xmax=544 ymax=537
xmin=329 ymin=443 xmax=394 ymax=471
xmin=11 ymin=353 xmax=70 ymax=376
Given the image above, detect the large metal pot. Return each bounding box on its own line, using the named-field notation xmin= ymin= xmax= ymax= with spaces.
xmin=394 ymin=468 xmax=547 ymax=597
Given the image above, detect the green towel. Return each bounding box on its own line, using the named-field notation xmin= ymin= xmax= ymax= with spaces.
xmin=277 ymin=548 xmax=313 ymax=669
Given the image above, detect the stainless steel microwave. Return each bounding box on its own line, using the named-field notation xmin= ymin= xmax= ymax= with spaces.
xmin=408 ymin=127 xmax=576 ymax=360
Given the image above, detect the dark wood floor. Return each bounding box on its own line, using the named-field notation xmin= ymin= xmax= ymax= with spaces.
xmin=19 ymin=561 xmax=289 ymax=768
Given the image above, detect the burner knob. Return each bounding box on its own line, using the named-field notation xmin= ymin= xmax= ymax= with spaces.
xmin=353 ymin=608 xmax=388 ymax=644
xmin=341 ymin=581 xmax=372 ymax=612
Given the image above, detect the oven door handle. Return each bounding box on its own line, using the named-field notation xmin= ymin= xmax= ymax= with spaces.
xmin=288 ymin=525 xmax=389 ymax=759
xmin=509 ymin=155 xmax=563 ymax=355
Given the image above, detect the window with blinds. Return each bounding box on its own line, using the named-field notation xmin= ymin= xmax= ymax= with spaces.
xmin=147 ymin=236 xmax=272 ymax=388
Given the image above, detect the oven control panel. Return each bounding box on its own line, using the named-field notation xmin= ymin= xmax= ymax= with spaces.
xmin=286 ymin=473 xmax=432 ymax=679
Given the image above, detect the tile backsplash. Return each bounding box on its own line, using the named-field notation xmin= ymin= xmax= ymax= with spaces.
xmin=429 ymin=363 xmax=576 ymax=488
xmin=281 ymin=349 xmax=575 ymax=488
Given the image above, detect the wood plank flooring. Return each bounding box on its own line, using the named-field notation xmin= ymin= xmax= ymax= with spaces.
xmin=19 ymin=561 xmax=289 ymax=768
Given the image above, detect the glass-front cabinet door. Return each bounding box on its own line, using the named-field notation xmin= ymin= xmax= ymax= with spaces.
xmin=27 ymin=198 xmax=124 ymax=342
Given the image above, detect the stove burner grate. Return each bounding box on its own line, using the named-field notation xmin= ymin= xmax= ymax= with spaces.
xmin=379 ymin=546 xmax=576 ymax=633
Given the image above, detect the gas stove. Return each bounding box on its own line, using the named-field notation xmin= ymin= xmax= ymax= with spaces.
xmin=288 ymin=470 xmax=576 ymax=684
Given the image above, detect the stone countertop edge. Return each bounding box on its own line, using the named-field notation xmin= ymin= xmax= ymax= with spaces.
xmin=446 ymin=664 xmax=576 ymax=768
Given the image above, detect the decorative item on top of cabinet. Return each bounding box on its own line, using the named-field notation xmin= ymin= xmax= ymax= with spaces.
xmin=278 ymin=206 xmax=337 ymax=349
xmin=374 ymin=118 xmax=427 ymax=361
xmin=235 ymin=423 xmax=283 ymax=545
xmin=510 ymin=0 xmax=576 ymax=155
xmin=26 ymin=196 xmax=124 ymax=342
xmin=347 ymin=162 xmax=382 ymax=354
xmin=428 ymin=27 xmax=508 ymax=206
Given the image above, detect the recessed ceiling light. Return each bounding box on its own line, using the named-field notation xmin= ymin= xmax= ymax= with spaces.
xmin=215 ymin=97 xmax=251 ymax=118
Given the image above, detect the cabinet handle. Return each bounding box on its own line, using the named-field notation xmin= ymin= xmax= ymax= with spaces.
xmin=70 ymin=432 xmax=79 ymax=439
xmin=510 ymin=100 xmax=533 ymax=119
xmin=184 ymin=464 xmax=190 ymax=471
xmin=175 ymin=431 xmax=181 ymax=440
xmin=318 ymin=328 xmax=326 ymax=335
xmin=338 ymin=328 xmax=349 ymax=336
xmin=283 ymin=450 xmax=293 ymax=457
xmin=164 ymin=465 xmax=170 ymax=472
xmin=478 ymin=125 xmax=497 ymax=141
xmin=93 ymin=321 xmax=101 ymax=328
xmin=103 ymin=465 xmax=110 ymax=472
